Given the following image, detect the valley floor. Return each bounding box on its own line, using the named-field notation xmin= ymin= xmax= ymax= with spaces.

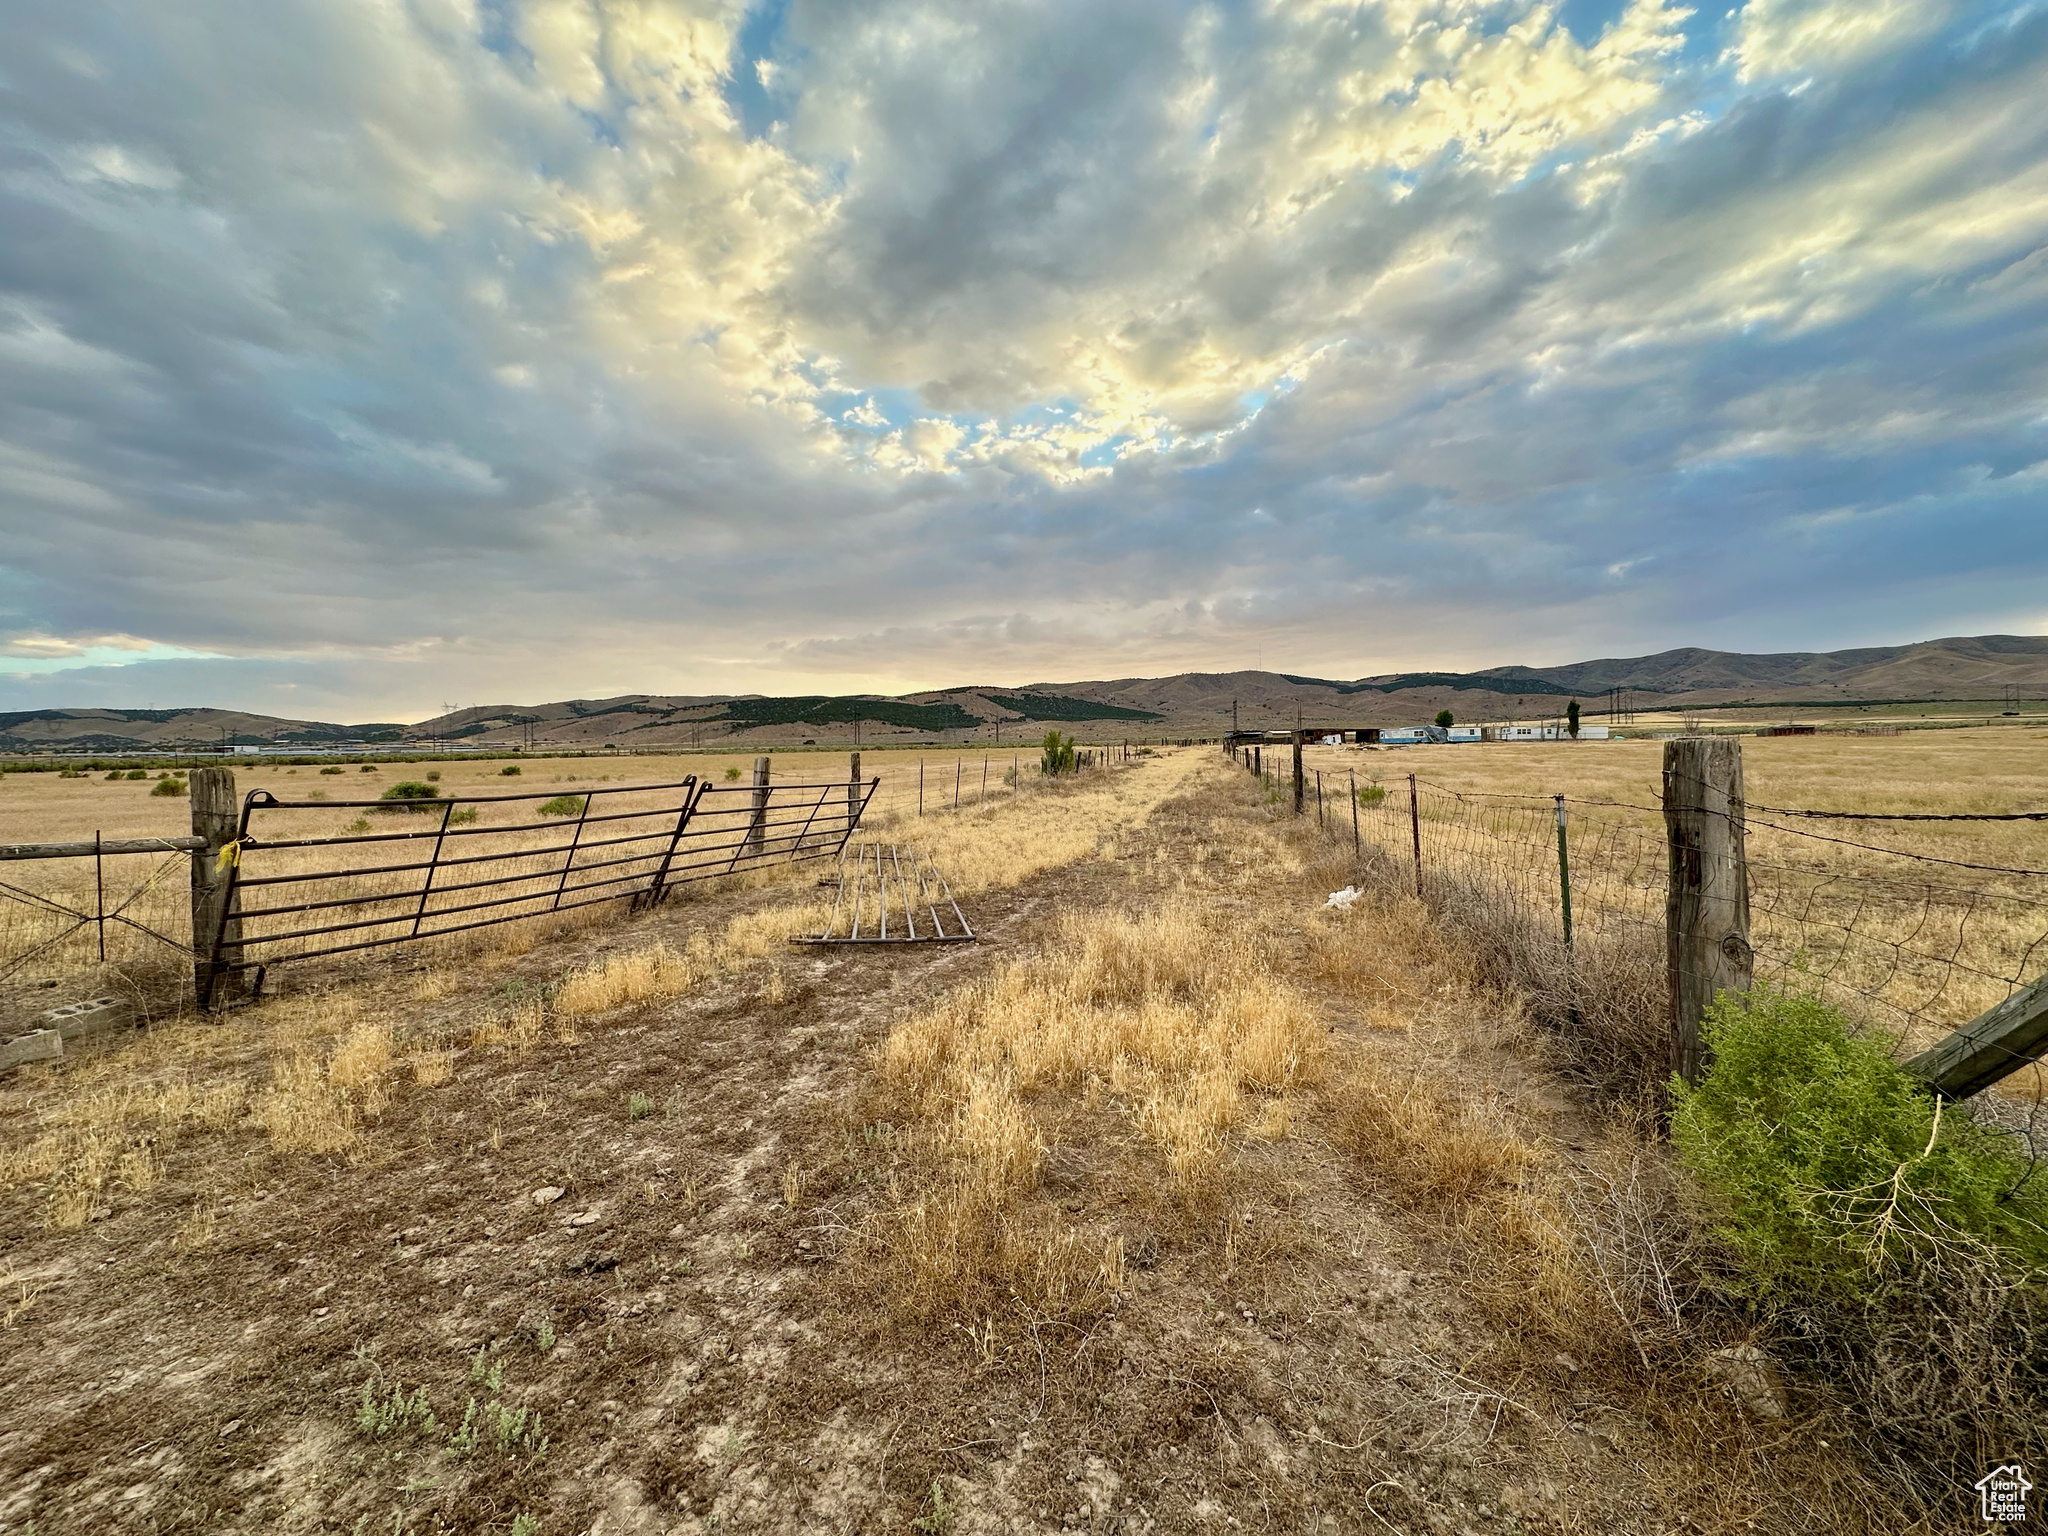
xmin=0 ymin=754 xmax=1944 ymax=1534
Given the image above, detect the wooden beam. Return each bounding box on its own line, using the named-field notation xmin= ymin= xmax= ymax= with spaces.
xmin=1 ymin=836 xmax=205 ymax=861
xmin=1905 ymin=971 xmax=2048 ymax=1100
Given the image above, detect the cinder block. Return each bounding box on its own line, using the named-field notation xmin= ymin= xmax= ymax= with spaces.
xmin=39 ymin=995 xmax=136 ymax=1043
xmin=0 ymin=1030 xmax=63 ymax=1072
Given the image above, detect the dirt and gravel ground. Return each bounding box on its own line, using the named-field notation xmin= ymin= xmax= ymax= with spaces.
xmin=0 ymin=758 xmax=1927 ymax=1535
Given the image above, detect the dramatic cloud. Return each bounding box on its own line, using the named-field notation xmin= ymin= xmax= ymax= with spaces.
xmin=1 ymin=0 xmax=2044 ymax=718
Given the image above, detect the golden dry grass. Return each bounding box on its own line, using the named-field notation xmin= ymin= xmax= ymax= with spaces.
xmin=881 ymin=902 xmax=1326 ymax=1201
xmin=552 ymin=941 xmax=696 ymax=1017
xmin=0 ymin=751 xmax=1206 ymax=1235
xmin=1306 ymin=730 xmax=2048 ymax=1087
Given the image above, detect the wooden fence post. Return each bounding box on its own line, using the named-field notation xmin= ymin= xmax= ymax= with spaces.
xmin=1292 ymin=734 xmax=1304 ymax=816
xmin=1407 ymin=773 xmax=1422 ymax=898
xmin=848 ymin=752 xmax=861 ymax=839
xmin=1664 ymin=737 xmax=1752 ymax=1088
xmin=746 ymin=756 xmax=771 ymax=858
xmin=189 ymin=767 xmax=244 ymax=1008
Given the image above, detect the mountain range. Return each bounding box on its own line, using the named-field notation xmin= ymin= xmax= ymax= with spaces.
xmin=4 ymin=635 xmax=2043 ymax=752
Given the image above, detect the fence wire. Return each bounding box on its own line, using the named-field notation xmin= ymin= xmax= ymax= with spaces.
xmin=1268 ymin=751 xmax=2048 ymax=1146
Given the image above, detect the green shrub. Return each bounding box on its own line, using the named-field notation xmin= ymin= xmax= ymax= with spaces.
xmin=1434 ymin=709 xmax=1454 ymax=729
xmin=104 ymin=770 xmax=123 ymax=782
xmin=537 ymin=795 xmax=586 ymax=818
xmin=320 ymin=765 xmax=344 ymax=775
xmin=499 ymin=765 xmax=521 ymax=776
xmin=124 ymin=768 xmax=148 ymax=780
xmin=58 ymin=766 xmax=85 ymax=779
xmin=150 ymin=777 xmax=187 ymax=797
xmin=723 ymin=766 xmax=742 ymax=782
xmin=448 ymin=806 xmax=480 ymax=826
xmin=356 ymin=1380 xmax=438 ymax=1438
xmin=426 ymin=770 xmax=441 ymax=782
xmin=376 ymin=781 xmax=441 ymax=813
xmin=360 ymin=764 xmax=378 ymax=772
xmin=1672 ymin=988 xmax=2048 ymax=1291
xmin=1040 ymin=731 xmax=1077 ymax=777
xmin=1674 ymin=987 xmax=2048 ymax=1471
xmin=1355 ymin=782 xmax=1387 ymax=807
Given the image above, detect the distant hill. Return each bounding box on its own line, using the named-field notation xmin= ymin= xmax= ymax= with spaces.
xmin=0 ymin=707 xmax=406 ymax=753
xmin=6 ymin=635 xmax=2044 ymax=752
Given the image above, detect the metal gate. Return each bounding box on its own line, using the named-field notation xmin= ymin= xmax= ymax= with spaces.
xmin=204 ymin=773 xmax=877 ymax=1001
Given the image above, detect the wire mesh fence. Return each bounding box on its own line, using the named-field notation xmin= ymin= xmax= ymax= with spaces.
xmin=0 ymin=840 xmax=200 ymax=1020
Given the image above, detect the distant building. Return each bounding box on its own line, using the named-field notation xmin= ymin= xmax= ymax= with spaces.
xmin=1493 ymin=723 xmax=1610 ymax=741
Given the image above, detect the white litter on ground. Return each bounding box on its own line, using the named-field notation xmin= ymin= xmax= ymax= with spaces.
xmin=1324 ymin=886 xmax=1361 ymax=910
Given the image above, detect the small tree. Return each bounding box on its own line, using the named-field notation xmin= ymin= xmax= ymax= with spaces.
xmin=1566 ymin=699 xmax=1581 ymax=738
xmin=1433 ymin=709 xmax=1454 ymax=730
xmin=1040 ymin=731 xmax=1077 ymax=776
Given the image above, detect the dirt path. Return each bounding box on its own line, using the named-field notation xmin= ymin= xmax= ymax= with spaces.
xmin=0 ymin=760 xmax=1910 ymax=1535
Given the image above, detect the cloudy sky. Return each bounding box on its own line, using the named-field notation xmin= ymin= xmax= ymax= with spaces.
xmin=2 ymin=0 xmax=2045 ymax=722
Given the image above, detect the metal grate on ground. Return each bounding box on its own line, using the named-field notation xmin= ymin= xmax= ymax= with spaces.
xmin=794 ymin=844 xmax=974 ymax=945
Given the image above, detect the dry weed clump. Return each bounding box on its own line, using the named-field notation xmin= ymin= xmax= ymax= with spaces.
xmin=553 ymin=941 xmax=696 ymax=1017
xmin=0 ymin=1076 xmax=252 ymax=1229
xmin=884 ymin=1182 xmax=1127 ymax=1329
xmin=867 ymin=900 xmax=1328 ymax=1321
xmin=1333 ymin=1053 xmax=1536 ymax=1215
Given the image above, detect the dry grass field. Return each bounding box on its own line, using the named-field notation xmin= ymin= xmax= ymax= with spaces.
xmin=0 ymin=739 xmax=2040 ymax=1533
xmin=1298 ymin=730 xmax=2048 ymax=1087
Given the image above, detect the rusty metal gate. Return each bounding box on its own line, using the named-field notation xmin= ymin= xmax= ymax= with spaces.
xmin=204 ymin=773 xmax=877 ymax=1002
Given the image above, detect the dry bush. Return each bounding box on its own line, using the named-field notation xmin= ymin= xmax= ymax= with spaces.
xmin=1463 ymin=1141 xmax=1711 ymax=1377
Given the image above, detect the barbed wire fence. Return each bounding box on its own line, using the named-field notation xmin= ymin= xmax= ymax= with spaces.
xmin=1278 ymin=750 xmax=2048 ymax=1156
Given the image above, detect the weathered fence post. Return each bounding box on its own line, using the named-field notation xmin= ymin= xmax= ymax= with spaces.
xmin=1664 ymin=737 xmax=1752 ymax=1088
xmin=848 ymin=752 xmax=861 ymax=838
xmin=1316 ymin=769 xmax=1324 ymax=828
xmin=1553 ymin=794 xmax=1574 ymax=950
xmin=746 ymin=755 xmax=771 ymax=858
xmin=1407 ymin=773 xmax=1423 ymax=899
xmin=189 ymin=766 xmax=244 ymax=1008
xmin=1292 ymin=733 xmax=1304 ymax=816
xmin=1350 ymin=770 xmax=1360 ymax=852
